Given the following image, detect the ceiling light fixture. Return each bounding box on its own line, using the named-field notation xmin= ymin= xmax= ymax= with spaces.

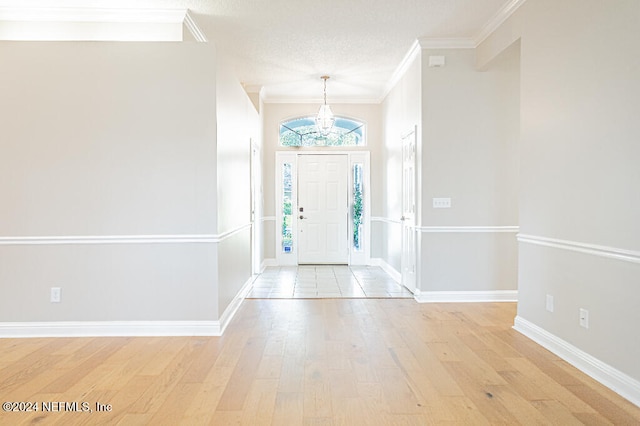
xmin=315 ymin=75 xmax=335 ymax=136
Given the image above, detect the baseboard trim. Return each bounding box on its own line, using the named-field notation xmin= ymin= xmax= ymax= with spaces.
xmin=260 ymin=258 xmax=278 ymax=271
xmin=513 ymin=316 xmax=640 ymax=407
xmin=0 ymin=276 xmax=255 ymax=338
xmin=217 ymin=275 xmax=254 ymax=335
xmin=369 ymin=258 xmax=401 ymax=283
xmin=0 ymin=320 xmax=222 ymax=338
xmin=415 ymin=290 xmax=518 ymax=303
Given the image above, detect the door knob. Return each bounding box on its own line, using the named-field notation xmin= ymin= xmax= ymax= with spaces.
xmin=299 ymin=215 xmax=307 ymax=219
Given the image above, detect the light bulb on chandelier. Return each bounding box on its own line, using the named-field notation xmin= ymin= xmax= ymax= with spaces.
xmin=315 ymin=75 xmax=335 ymax=136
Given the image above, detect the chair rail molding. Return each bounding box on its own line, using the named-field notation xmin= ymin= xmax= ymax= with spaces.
xmin=0 ymin=224 xmax=253 ymax=246
xmin=419 ymin=226 xmax=519 ymax=233
xmin=518 ymin=234 xmax=640 ymax=264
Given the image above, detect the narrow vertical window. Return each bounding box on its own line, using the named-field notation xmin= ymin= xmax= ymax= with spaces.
xmin=352 ymin=163 xmax=364 ymax=251
xmin=282 ymin=163 xmax=293 ymax=253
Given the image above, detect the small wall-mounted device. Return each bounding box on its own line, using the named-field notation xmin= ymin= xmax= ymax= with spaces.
xmin=428 ymin=55 xmax=446 ymax=67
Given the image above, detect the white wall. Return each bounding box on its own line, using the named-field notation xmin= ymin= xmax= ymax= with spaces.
xmin=0 ymin=41 xmax=220 ymax=322
xmin=215 ymin=56 xmax=259 ymax=314
xmin=418 ymin=45 xmax=520 ymax=294
xmin=480 ymin=0 xmax=640 ymax=398
xmin=0 ymin=41 xmax=259 ymax=330
xmin=381 ymin=51 xmax=422 ymax=272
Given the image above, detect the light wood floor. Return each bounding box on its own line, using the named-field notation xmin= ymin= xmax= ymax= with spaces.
xmin=1 ymin=300 xmax=639 ymax=425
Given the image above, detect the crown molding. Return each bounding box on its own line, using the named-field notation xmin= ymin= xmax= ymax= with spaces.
xmin=262 ymin=96 xmax=382 ymax=105
xmin=243 ymin=84 xmax=263 ymax=94
xmin=382 ymin=0 xmax=527 ymax=99
xmin=474 ymin=0 xmax=528 ymax=46
xmin=183 ymin=10 xmax=207 ymax=43
xmin=416 ymin=0 xmax=528 ymax=50
xmin=382 ymin=39 xmax=422 ymax=100
xmin=0 ymin=6 xmax=206 ymax=43
xmin=0 ymin=7 xmax=187 ymax=24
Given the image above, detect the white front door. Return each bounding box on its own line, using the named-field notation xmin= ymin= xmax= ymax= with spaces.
xmin=297 ymin=154 xmax=349 ymax=264
xmin=401 ymin=129 xmax=417 ymax=293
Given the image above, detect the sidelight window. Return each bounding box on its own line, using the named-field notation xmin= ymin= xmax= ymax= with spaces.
xmin=352 ymin=163 xmax=364 ymax=251
xmin=282 ymin=163 xmax=293 ymax=253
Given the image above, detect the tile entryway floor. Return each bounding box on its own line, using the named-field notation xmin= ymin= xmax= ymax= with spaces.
xmin=246 ymin=265 xmax=414 ymax=299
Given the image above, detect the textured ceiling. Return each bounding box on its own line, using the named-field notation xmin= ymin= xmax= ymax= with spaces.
xmin=0 ymin=0 xmax=513 ymax=102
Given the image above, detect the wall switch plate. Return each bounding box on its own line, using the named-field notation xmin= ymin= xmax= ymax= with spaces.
xmin=433 ymin=198 xmax=451 ymax=208
xmin=51 ymin=287 xmax=61 ymax=303
xmin=579 ymin=308 xmax=589 ymax=328
xmin=546 ymin=294 xmax=554 ymax=312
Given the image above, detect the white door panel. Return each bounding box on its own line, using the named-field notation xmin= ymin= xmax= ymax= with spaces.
xmin=298 ymin=154 xmax=349 ymax=264
xmin=401 ymin=129 xmax=417 ymax=293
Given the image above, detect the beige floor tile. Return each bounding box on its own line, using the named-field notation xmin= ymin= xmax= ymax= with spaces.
xmin=248 ymin=266 xmax=411 ymax=300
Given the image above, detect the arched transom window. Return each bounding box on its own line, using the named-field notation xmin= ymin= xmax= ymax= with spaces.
xmin=279 ymin=116 xmax=366 ymax=147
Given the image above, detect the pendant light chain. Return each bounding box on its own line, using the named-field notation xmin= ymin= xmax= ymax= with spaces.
xmin=323 ymin=75 xmax=328 ymax=106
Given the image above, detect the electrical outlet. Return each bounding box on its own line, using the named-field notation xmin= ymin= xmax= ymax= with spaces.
xmin=579 ymin=308 xmax=589 ymax=329
xmin=433 ymin=198 xmax=451 ymax=208
xmin=50 ymin=287 xmax=61 ymax=303
xmin=546 ymin=294 xmax=554 ymax=312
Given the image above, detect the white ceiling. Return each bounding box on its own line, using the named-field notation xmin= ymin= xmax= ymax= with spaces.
xmin=0 ymin=0 xmax=517 ymax=103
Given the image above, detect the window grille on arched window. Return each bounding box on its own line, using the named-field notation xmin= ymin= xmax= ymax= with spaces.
xmin=279 ymin=116 xmax=365 ymax=147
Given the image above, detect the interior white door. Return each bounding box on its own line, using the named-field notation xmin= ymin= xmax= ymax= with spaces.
xmin=401 ymin=130 xmax=417 ymax=293
xmin=298 ymin=154 xmax=349 ymax=264
xmin=250 ymin=141 xmax=261 ymax=274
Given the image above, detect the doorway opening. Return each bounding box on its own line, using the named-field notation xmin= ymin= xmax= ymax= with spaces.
xmin=275 ymin=152 xmax=370 ymax=266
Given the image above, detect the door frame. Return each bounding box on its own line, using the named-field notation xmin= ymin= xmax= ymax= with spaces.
xmin=275 ymin=151 xmax=370 ymax=266
xmin=250 ymin=139 xmax=262 ymax=275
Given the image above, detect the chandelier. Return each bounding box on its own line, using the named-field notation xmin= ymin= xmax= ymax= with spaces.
xmin=315 ymin=75 xmax=335 ymax=136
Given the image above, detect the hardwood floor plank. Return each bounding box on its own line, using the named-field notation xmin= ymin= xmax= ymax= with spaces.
xmin=506 ymin=357 xmax=597 ymax=413
xmin=180 ymin=364 xmax=236 ymax=424
xmin=0 ymin=339 xmax=53 ymax=364
xmin=239 ymin=378 xmax=279 ymax=426
xmin=437 ymin=395 xmax=490 ymax=425
xmin=442 ymin=361 xmax=522 ymax=424
xmin=564 ymin=383 xmax=640 ymax=425
xmin=271 ymin=392 xmax=304 ymax=425
xmin=215 ymin=336 xmax=267 ymax=411
xmin=484 ymin=384 xmax=555 ymax=425
xmin=39 ymin=339 xmax=130 ymax=394
xmin=178 ymin=337 xmax=224 ymax=384
xmin=1 ymin=300 xmax=639 ymax=425
xmin=148 ymin=382 xmax=202 ymax=425
xmin=0 ymin=339 xmax=72 ymax=394
xmin=530 ymin=399 xmax=585 ymax=425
